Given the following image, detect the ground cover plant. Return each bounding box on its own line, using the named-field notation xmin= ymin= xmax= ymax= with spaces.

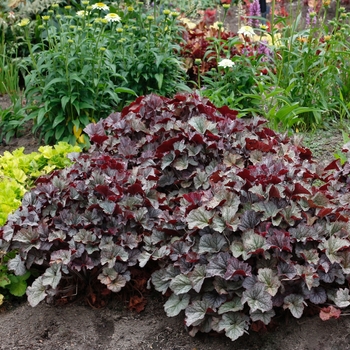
xmin=2 ymin=93 xmax=350 ymax=343
xmin=0 ymin=142 xmax=81 ymax=226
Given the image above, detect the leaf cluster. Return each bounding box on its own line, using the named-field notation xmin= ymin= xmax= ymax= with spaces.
xmin=0 ymin=142 xmax=80 ymax=226
xmin=2 ymin=93 xmax=350 ymax=341
xmin=19 ymin=2 xmax=187 ymax=145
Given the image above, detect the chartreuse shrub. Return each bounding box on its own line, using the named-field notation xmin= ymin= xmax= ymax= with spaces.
xmin=0 ymin=142 xmax=81 ymax=226
xmin=2 ymin=93 xmax=350 ymax=341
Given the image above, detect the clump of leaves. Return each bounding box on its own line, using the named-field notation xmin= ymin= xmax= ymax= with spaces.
xmin=1 ymin=93 xmax=350 ymax=342
xmin=0 ymin=250 xmax=31 ymax=300
xmin=0 ymin=142 xmax=81 ymax=226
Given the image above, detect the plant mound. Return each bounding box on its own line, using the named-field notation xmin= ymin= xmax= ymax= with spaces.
xmin=1 ymin=93 xmax=350 ymax=342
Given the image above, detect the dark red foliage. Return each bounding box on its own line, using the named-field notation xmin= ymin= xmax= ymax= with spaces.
xmin=2 ymin=93 xmax=350 ymax=342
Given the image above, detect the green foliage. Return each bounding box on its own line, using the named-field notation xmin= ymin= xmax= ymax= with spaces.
xmin=19 ymin=2 xmax=187 ymax=145
xmin=0 ymin=98 xmax=26 ymax=144
xmin=0 ymin=142 xmax=81 ymax=226
xmin=0 ymin=250 xmax=31 ymax=300
xmin=113 ymin=5 xmax=189 ymax=98
xmin=334 ymin=130 xmax=350 ymax=165
xmin=201 ymin=55 xmax=258 ymax=110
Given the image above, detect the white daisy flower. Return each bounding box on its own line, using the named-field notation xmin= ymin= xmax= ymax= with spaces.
xmin=91 ymin=2 xmax=109 ymax=11
xmin=218 ymin=58 xmax=235 ymax=68
xmin=105 ymin=13 xmax=121 ymax=22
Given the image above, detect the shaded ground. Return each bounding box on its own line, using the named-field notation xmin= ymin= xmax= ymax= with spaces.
xmin=0 ymin=295 xmax=350 ymax=350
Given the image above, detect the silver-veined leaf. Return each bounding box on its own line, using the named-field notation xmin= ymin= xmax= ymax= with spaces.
xmin=217 ymin=312 xmax=249 ymax=342
xmin=161 ymin=151 xmax=175 ymax=170
xmin=335 ymin=288 xmax=350 ymax=308
xmin=170 ymin=274 xmax=192 ymax=295
xmin=198 ymin=232 xmax=227 ymax=254
xmin=50 ymin=249 xmax=72 ymax=265
xmin=27 ymin=276 xmax=47 ymax=307
xmin=257 ymin=268 xmax=281 ymax=296
xmin=186 ymin=207 xmax=214 ymax=229
xmin=218 ymin=298 xmax=244 ymax=314
xmin=42 ymin=263 xmax=62 ymax=289
xmin=7 ymin=254 xmax=26 ymax=276
xmin=164 ymin=293 xmax=190 ymax=317
xmin=97 ymin=267 xmax=118 ymax=285
xmin=319 ymin=237 xmax=350 ymax=264
xmin=242 ymin=283 xmax=272 ymax=312
xmin=101 ymin=245 xmax=128 ymax=268
xmin=107 ymin=274 xmax=127 ymax=292
xmin=189 ymin=265 xmax=206 ymax=293
xmin=188 ymin=116 xmax=217 ymax=134
xmin=185 ymin=300 xmax=210 ymax=327
xmin=283 ymin=294 xmax=306 ymax=318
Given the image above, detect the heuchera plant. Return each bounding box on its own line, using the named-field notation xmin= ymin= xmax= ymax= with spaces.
xmin=1 ymin=93 xmax=350 ymax=342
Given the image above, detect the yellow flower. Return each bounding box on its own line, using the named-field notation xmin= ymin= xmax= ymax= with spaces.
xmin=323 ymin=35 xmax=331 ymax=41
xmin=73 ymin=125 xmax=82 ymax=138
xmin=42 ymin=15 xmax=50 ymax=21
xmin=18 ymin=18 xmax=30 ymax=27
xmin=127 ymin=6 xmax=134 ymax=12
xmin=91 ymin=2 xmax=109 ymax=11
xmin=252 ymin=33 xmax=281 ymax=47
xmin=210 ymin=21 xmax=223 ymax=30
xmin=105 ymin=13 xmax=121 ymax=22
xmin=0 ymin=294 xmax=4 ymax=306
xmin=179 ymin=17 xmax=197 ymax=30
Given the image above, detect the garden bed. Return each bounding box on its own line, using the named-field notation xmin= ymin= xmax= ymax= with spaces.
xmin=0 ymin=93 xmax=349 ymax=350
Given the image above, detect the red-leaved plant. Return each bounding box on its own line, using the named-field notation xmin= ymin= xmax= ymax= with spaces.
xmin=1 ymin=93 xmax=350 ymax=341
